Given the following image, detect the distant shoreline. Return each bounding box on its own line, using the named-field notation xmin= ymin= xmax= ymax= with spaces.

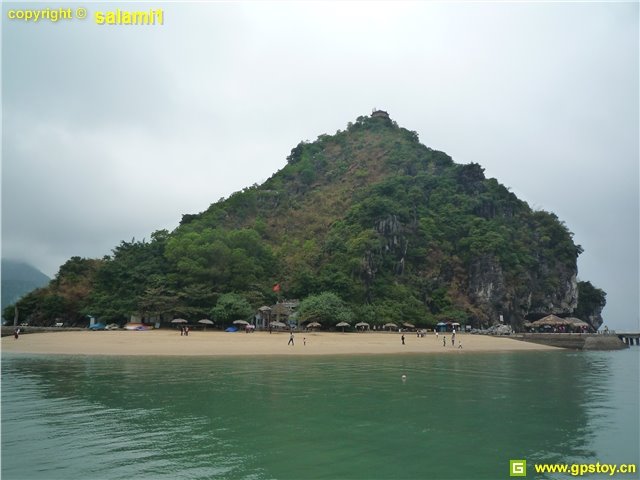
xmin=1 ymin=330 xmax=558 ymax=357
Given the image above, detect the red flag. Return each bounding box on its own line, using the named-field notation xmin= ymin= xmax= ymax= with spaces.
xmin=272 ymin=283 xmax=281 ymax=292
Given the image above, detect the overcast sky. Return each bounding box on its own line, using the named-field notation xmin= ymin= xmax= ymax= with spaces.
xmin=2 ymin=2 xmax=638 ymax=330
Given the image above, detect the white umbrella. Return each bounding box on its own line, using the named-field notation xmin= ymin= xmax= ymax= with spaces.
xmin=198 ymin=319 xmax=214 ymax=331
xmin=336 ymin=321 xmax=350 ymax=332
xmin=233 ymin=320 xmax=249 ymax=325
xmin=171 ymin=319 xmax=187 ymax=324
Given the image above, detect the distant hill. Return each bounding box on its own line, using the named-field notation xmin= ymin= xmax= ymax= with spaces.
xmin=1 ymin=259 xmax=50 ymax=311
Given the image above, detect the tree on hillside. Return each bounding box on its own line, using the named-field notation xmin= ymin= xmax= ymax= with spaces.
xmin=211 ymin=293 xmax=253 ymax=325
xmin=297 ymin=292 xmax=353 ymax=328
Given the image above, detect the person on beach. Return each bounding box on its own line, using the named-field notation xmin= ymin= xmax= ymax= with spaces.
xmin=14 ymin=327 xmax=20 ymax=340
xmin=185 ymin=326 xmax=189 ymax=336
xmin=288 ymin=332 xmax=294 ymax=346
xmin=443 ymin=336 xmax=446 ymax=347
xmin=180 ymin=326 xmax=184 ymax=336
xmin=303 ymin=337 xmax=306 ymax=346
xmin=458 ymin=341 xmax=462 ymax=349
xmin=436 ymin=330 xmax=439 ymax=338
xmin=452 ymin=337 xmax=455 ymax=347
xmin=401 ymin=334 xmax=405 ymax=345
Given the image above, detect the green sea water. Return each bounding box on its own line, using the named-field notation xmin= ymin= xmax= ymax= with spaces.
xmin=2 ymin=349 xmax=638 ymax=480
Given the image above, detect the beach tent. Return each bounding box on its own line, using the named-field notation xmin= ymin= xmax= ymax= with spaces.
xmin=436 ymin=322 xmax=447 ymax=332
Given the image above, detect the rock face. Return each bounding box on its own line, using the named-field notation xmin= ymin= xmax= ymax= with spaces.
xmin=583 ymin=308 xmax=604 ymax=331
xmin=466 ymin=254 xmax=580 ymax=329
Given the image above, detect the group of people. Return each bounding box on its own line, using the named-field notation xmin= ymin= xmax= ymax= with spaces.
xmin=440 ymin=329 xmax=462 ymax=348
xmin=179 ymin=325 xmax=189 ymax=336
xmin=400 ymin=330 xmax=463 ymax=349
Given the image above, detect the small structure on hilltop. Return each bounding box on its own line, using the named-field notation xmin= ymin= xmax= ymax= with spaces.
xmin=371 ymin=109 xmax=390 ymax=119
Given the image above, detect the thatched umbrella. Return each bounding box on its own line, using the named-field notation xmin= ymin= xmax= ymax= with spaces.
xmin=307 ymin=321 xmax=322 ymax=330
xmin=269 ymin=321 xmax=287 ymax=328
xmin=198 ymin=319 xmax=214 ymax=331
xmin=233 ymin=320 xmax=249 ymax=326
xmin=336 ymin=321 xmax=350 ymax=333
xmin=383 ymin=322 xmax=398 ymax=331
xmin=566 ymin=317 xmax=590 ymax=331
xmin=402 ymin=322 xmax=415 ymax=329
xmin=355 ymin=322 xmax=370 ymax=331
xmin=171 ymin=318 xmax=187 ymax=324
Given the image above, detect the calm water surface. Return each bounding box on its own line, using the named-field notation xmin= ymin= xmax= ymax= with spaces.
xmin=2 ymin=349 xmax=638 ymax=479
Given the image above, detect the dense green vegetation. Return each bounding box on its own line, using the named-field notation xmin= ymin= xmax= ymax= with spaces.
xmin=4 ymin=113 xmax=604 ymax=329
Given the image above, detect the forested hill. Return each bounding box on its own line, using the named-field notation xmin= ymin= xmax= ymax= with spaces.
xmin=4 ymin=111 xmax=606 ymax=330
xmin=1 ymin=259 xmax=50 ymax=312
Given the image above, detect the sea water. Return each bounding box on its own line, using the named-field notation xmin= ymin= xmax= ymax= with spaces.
xmin=2 ymin=349 xmax=638 ymax=479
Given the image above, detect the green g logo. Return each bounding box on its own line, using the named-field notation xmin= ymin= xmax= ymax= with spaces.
xmin=510 ymin=460 xmax=527 ymax=477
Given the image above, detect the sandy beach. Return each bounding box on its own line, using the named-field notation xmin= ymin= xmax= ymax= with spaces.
xmin=1 ymin=330 xmax=558 ymax=356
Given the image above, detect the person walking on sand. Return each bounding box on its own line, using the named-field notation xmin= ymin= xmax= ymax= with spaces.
xmin=288 ymin=332 xmax=294 ymax=346
xmin=401 ymin=334 xmax=405 ymax=345
xmin=14 ymin=327 xmax=20 ymax=340
xmin=185 ymin=326 xmax=189 ymax=336
xmin=303 ymin=337 xmax=306 ymax=346
xmin=443 ymin=336 xmax=446 ymax=347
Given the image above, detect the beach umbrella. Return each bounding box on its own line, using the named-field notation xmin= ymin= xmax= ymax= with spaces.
xmin=402 ymin=322 xmax=415 ymax=329
xmin=307 ymin=321 xmax=322 ymax=329
xmin=383 ymin=322 xmax=398 ymax=330
xmin=171 ymin=319 xmax=187 ymax=324
xmin=336 ymin=321 xmax=350 ymax=333
xmin=355 ymin=322 xmax=370 ymax=331
xmin=233 ymin=320 xmax=249 ymax=326
xmin=198 ymin=319 xmax=214 ymax=331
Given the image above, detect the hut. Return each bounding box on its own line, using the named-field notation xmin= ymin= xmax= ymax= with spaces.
xmin=566 ymin=317 xmax=592 ymax=333
xmin=531 ymin=315 xmax=572 ymax=332
xmin=270 ymin=300 xmax=299 ymax=328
